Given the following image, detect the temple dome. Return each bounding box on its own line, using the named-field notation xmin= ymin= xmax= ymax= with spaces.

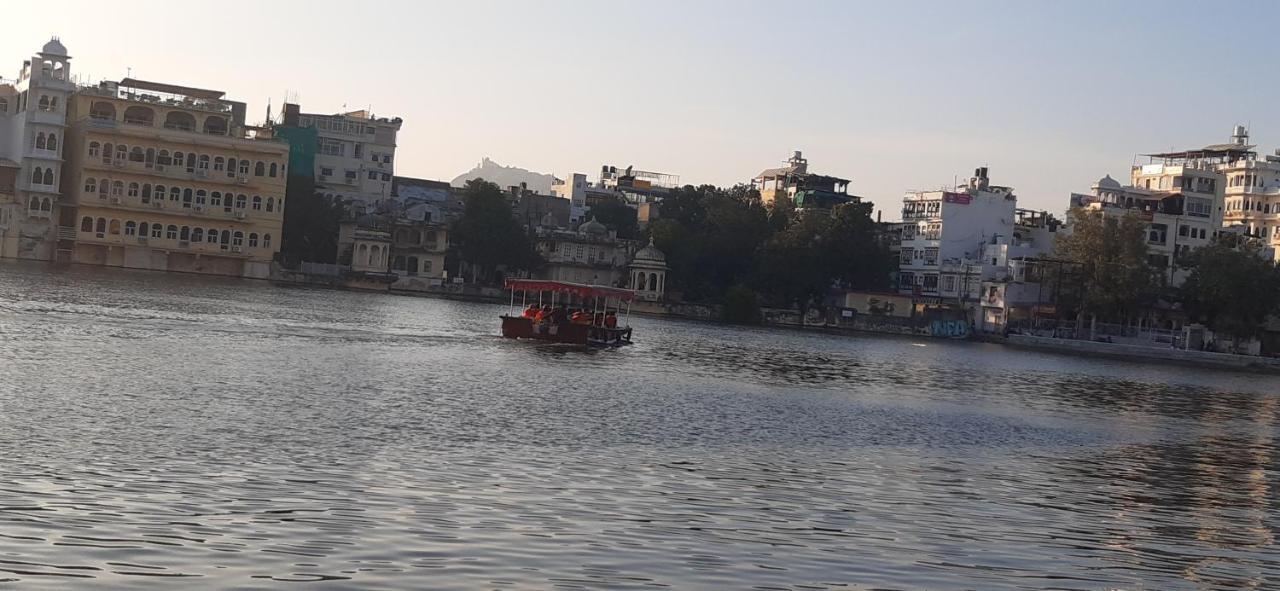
xmin=633 ymin=238 xmax=665 ymax=263
xmin=579 ymin=216 xmax=607 ymax=235
xmin=41 ymin=38 xmax=67 ymax=57
xmin=1095 ymin=174 xmax=1121 ymax=189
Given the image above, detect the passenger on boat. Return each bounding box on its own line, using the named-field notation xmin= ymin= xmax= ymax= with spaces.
xmin=571 ymin=310 xmax=591 ymax=325
xmin=550 ymin=305 xmax=568 ymax=325
xmin=593 ymin=312 xmax=605 ymax=326
xmin=534 ymin=305 xmax=551 ymax=323
xmin=522 ymin=304 xmax=539 ymax=319
xmin=605 ymin=311 xmax=618 ymax=328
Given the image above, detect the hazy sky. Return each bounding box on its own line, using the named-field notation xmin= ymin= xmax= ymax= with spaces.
xmin=6 ymin=0 xmax=1278 ymax=218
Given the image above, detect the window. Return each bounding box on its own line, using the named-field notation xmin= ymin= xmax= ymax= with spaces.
xmin=84 ymin=178 xmax=97 ymax=194
xmin=34 ymin=132 xmax=46 ymax=150
xmin=46 ymin=133 xmax=57 ymax=152
xmin=37 ymin=95 xmax=50 ymax=111
xmin=130 ymin=147 xmax=145 ymax=163
xmin=88 ymin=142 xmax=101 ymax=157
xmin=226 ymin=158 xmax=237 ymax=178
xmin=0 ymin=98 xmax=6 ymax=113
xmin=206 ymin=228 xmax=218 ymax=244
xmin=198 ymin=155 xmax=210 ymax=170
xmin=254 ymin=161 xmax=265 ymax=177
xmin=263 ymin=234 xmax=272 ymax=248
xmin=141 ymin=184 xmax=152 ymax=203
xmin=95 ymin=218 xmax=106 ymax=234
xmin=30 ymin=167 xmax=42 ymax=185
xmin=345 ymin=170 xmax=357 ymax=180
xmin=112 ymin=181 xmax=124 ymax=196
xmin=173 ymin=152 xmax=185 ymax=168
xmin=238 ymin=160 xmax=249 ymax=176
xmin=166 ymin=225 xmax=178 ymax=240
xmin=922 ymin=274 xmax=939 ymax=293
xmin=383 ymin=155 xmax=391 ymax=164
xmin=368 ymin=171 xmax=379 ymax=180
xmin=266 ymin=197 xmax=275 ymax=213
xmin=139 ymin=222 xmax=150 ymax=238
xmin=319 ymin=139 xmax=345 ymax=157
xmin=192 ymin=228 xmax=204 ymax=243
xmin=320 ymin=167 xmax=334 ymax=177
xmin=180 ymin=226 xmax=190 ymax=241
xmin=128 ymin=182 xmax=139 ymax=197
xmin=942 ymin=275 xmax=957 ymax=293
xmin=422 ymin=259 xmax=431 ymax=273
xmin=371 ymin=153 xmax=379 ymax=162
xmin=900 ymin=248 xmax=914 ymax=265
xmin=80 ymin=216 xmax=93 ymax=232
xmin=382 ymin=173 xmax=391 ymax=182
xmin=124 ymin=221 xmax=137 ymax=236
xmin=157 ymin=150 xmax=171 ymax=166
xmin=235 ymin=194 xmax=247 ymax=209
xmin=211 ymin=191 xmax=222 ymax=207
xmin=196 ymin=189 xmax=207 ymax=205
xmin=232 ymin=231 xmax=244 ymax=247
xmin=248 ymin=233 xmax=259 ymax=248
xmin=269 ymin=163 xmax=278 ymax=177
xmin=170 ymin=186 xmax=180 ymax=202
xmin=151 ymin=224 xmax=162 ymax=239
xmin=154 ymin=185 xmax=166 ymax=200
xmin=1179 ymin=225 xmax=1189 ymax=237
xmin=353 ymin=144 xmax=363 ymax=159
xmin=183 ymin=189 xmax=193 ymax=208
xmin=899 ymin=272 xmax=915 ymax=290
xmin=923 ymin=247 xmax=939 ymax=266
xmin=252 ymin=196 xmax=262 ymax=210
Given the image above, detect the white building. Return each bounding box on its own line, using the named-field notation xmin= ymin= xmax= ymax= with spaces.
xmin=0 ymin=38 xmax=73 ymax=260
xmin=296 ymin=108 xmax=402 ymax=209
xmin=550 ymin=172 xmax=588 ymax=223
xmin=897 ymin=167 xmax=1016 ymax=297
xmin=1219 ymin=126 xmax=1280 ymax=258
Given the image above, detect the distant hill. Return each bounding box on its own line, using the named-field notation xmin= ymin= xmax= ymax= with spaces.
xmin=452 ymin=157 xmax=558 ymax=194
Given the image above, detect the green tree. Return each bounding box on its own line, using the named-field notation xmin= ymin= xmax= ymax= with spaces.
xmin=451 ymin=179 xmax=540 ymax=284
xmin=588 ymin=198 xmax=639 ymax=239
xmin=1179 ymin=237 xmax=1280 ymax=339
xmin=1054 ymin=209 xmax=1160 ymax=321
xmin=279 ymin=174 xmax=344 ymax=264
xmin=721 ymin=284 xmax=762 ymax=324
xmin=647 ymin=184 xmax=772 ymax=301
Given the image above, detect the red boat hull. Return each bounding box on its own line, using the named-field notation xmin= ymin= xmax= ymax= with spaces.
xmin=500 ymin=316 xmax=632 ymax=347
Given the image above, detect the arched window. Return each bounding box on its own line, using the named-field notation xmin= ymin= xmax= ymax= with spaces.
xmin=98 ymin=181 xmax=108 ymax=200
xmin=637 ymin=273 xmax=646 ymax=290
xmin=238 ymin=160 xmax=249 ymax=176
xmin=649 ymin=273 xmax=658 ymax=292
xmin=269 ymin=163 xmax=278 ymax=177
xmin=49 ymin=97 xmax=58 ymax=111
xmin=139 ymin=222 xmax=149 ymax=237
xmin=84 ymin=177 xmax=97 ymax=194
xmin=235 ymin=194 xmax=247 ymax=209
xmin=172 ymin=152 xmax=185 ymax=168
xmin=108 ymin=220 xmax=121 ymax=235
xmin=196 ymin=189 xmax=207 ymax=205
xmin=192 ymin=228 xmax=204 ymax=243
xmin=254 ymin=161 xmax=265 ymax=177
xmin=123 ymin=106 xmax=155 ymax=126
xmin=95 ymin=218 xmax=107 ymax=234
xmin=169 ymin=187 xmax=180 ymax=202
xmin=220 ymin=230 xmax=231 ymax=246
xmin=357 ymin=243 xmax=368 ymax=263
xmin=248 ymin=233 xmax=259 ymax=248
xmin=180 ymin=226 xmax=190 ymax=241
xmin=158 ymin=150 xmax=171 ymax=166
xmin=30 ymin=167 xmax=42 ymax=185
xmin=129 ymin=147 xmax=145 ymax=163
xmin=28 ymin=196 xmax=40 ymax=211
xmin=101 ymin=143 xmax=113 ymax=165
xmin=266 ymin=197 xmax=275 ymax=212
xmin=232 ymin=231 xmax=244 ymax=247
xmin=154 ymin=184 xmax=166 ymax=199
xmin=88 ymin=142 xmax=101 ymax=157
xmin=263 ymin=234 xmax=272 ymax=249
xmin=145 ymin=148 xmax=155 ymax=167
xmin=166 ymin=225 xmax=178 ymax=240
xmin=198 ymin=154 xmax=210 ymax=170
xmin=35 ymin=132 xmax=46 ymax=150
xmin=89 ymin=101 xmax=116 ymax=120
xmin=163 ymin=111 xmax=197 ymax=131
xmin=141 ymin=184 xmax=152 ymax=202
xmin=0 ymin=98 xmax=7 ymax=113
xmin=112 ymin=181 xmax=124 ymax=196
xmin=43 ymin=169 xmax=53 ymax=186
xmin=214 ymin=157 xmax=225 ymax=172
xmin=127 ymin=182 xmax=139 ymax=197
xmin=226 ymin=158 xmax=237 ymax=178
xmin=37 ymin=95 xmax=49 ymax=111
xmin=151 ymin=223 xmax=163 ymax=239
xmin=203 ymin=116 xmax=228 ymax=136
xmin=114 ymin=144 xmax=127 ymax=162
xmin=46 ymin=133 xmax=57 ymax=152
xmin=423 ymin=259 xmax=432 ymax=273
xmin=207 ymin=228 xmax=218 ymax=244
xmin=80 ymin=216 xmax=93 ymax=232
xmin=182 ymin=188 xmax=193 ymax=207
xmin=40 ymin=198 xmax=51 ymax=212
xmin=124 ymin=221 xmax=137 ymax=236
xmin=252 ymin=196 xmax=262 ymax=210
xmin=211 ymin=191 xmax=222 ymax=207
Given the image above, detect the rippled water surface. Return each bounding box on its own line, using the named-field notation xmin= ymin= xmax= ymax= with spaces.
xmin=1 ymin=260 xmax=1279 ymax=590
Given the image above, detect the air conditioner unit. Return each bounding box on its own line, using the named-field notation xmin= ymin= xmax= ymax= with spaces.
xmin=231 ymin=246 xmax=243 ymax=253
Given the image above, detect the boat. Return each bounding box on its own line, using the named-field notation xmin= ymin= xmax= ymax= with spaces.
xmin=501 ymin=279 xmax=635 ymax=347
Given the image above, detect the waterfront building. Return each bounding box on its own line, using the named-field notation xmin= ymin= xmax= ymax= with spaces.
xmin=1218 ymin=126 xmax=1280 ymax=257
xmin=550 ymin=173 xmax=589 ymax=223
xmin=0 ymin=38 xmax=74 ymax=261
xmin=1069 ymin=135 xmax=1229 ymax=284
xmin=628 ymin=238 xmax=668 ymax=302
xmin=897 ymin=167 xmax=1016 ymax=297
xmin=532 ymin=217 xmax=640 ymax=287
xmin=975 ymin=210 xmax=1071 ymax=330
xmin=337 ymin=206 xmax=448 ymax=286
xmin=599 ymin=164 xmax=678 ymax=205
xmin=61 ymin=76 xmax=289 ymax=278
xmin=512 ymin=183 xmax=572 ymax=229
xmin=290 ymin=105 xmax=402 ymax=209
xmin=753 ymin=151 xmax=856 ymax=209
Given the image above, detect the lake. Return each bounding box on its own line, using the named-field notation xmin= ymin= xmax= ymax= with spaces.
xmin=1 ymin=259 xmax=1278 ymax=590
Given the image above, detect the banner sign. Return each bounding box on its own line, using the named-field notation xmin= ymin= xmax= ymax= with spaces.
xmin=943 ymin=192 xmax=971 ymax=205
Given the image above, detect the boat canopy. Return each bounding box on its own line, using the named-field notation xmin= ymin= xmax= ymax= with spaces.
xmin=505 ymin=279 xmax=636 ymax=302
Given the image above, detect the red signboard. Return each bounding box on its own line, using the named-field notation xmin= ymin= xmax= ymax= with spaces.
xmin=942 ymin=192 xmax=971 ymax=205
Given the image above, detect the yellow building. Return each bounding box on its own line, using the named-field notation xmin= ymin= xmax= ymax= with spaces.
xmin=60 ymin=78 xmax=289 ymax=278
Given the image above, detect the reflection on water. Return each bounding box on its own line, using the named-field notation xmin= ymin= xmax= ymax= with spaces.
xmin=1 ymin=260 xmax=1279 ymax=590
